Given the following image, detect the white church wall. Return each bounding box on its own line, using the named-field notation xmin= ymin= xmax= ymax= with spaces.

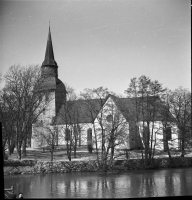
xmin=167 ymin=123 xmax=179 ymax=150
xmin=43 ymin=91 xmax=56 ymax=123
xmin=78 ymin=123 xmax=94 ymax=146
xmin=138 ymin=121 xmax=179 ymax=151
xmin=31 ymin=91 xmax=179 ymax=153
xmin=55 ymin=123 xmax=94 ymax=146
xmin=93 ymin=97 xmax=130 ymax=150
xmin=31 ymin=124 xmax=47 ymax=148
xmin=31 ymin=91 xmax=56 ymax=149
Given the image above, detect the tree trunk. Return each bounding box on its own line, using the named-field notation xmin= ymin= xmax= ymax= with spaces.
xmin=108 ymin=134 xmax=115 ymax=170
xmin=56 ymin=132 xmax=59 ymax=146
xmin=102 ymin=153 xmax=108 ymax=172
xmin=167 ymin=143 xmax=172 ymax=159
xmin=74 ymin=143 xmax=77 ymax=158
xmin=8 ymin=139 xmax=12 ymax=155
xmin=11 ymin=141 xmax=15 ymax=154
xmin=22 ymin=137 xmax=27 ymax=156
xmin=180 ymin=128 xmax=185 ymax=157
xmin=144 ymin=132 xmax=149 ymax=167
xmin=67 ymin=141 xmax=71 ymax=161
xmin=8 ymin=138 xmax=15 ymax=155
xmin=109 ymin=146 xmax=114 ymax=170
xmin=144 ymin=136 xmax=150 ymax=167
xmin=138 ymin=133 xmax=144 ymax=165
xmin=166 ymin=142 xmax=173 ymax=167
xmin=144 ymin=146 xmax=148 ymax=166
xmin=145 ymin=123 xmax=150 ymax=167
xmin=102 ymin=145 xmax=110 ymax=172
xmin=18 ymin=150 xmax=22 ymax=160
xmin=50 ymin=147 xmax=54 ymax=161
xmin=181 ymin=135 xmax=185 ymax=157
xmin=79 ymin=131 xmax=81 ymax=147
xmin=93 ymin=124 xmax=100 ymax=169
xmin=74 ymin=132 xmax=78 ymax=158
xmin=17 ymin=144 xmax=22 ymax=160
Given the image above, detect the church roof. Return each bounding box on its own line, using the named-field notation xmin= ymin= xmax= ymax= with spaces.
xmin=55 ymin=98 xmax=105 ymax=125
xmin=42 ymin=25 xmax=58 ymax=67
xmin=54 ymin=94 xmax=175 ymax=125
xmin=109 ymin=95 xmax=175 ymax=122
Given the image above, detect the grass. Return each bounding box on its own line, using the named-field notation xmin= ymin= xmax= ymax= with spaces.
xmin=5 ymin=145 xmax=192 ymax=162
xmin=6 ymin=145 xmax=97 ymax=161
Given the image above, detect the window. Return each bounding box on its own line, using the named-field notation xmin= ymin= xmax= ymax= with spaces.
xmin=164 ymin=127 xmax=172 ymax=140
xmin=65 ymin=128 xmax=70 ymax=141
xmin=45 ymin=92 xmax=49 ymax=102
xmin=87 ymin=128 xmax=92 ymax=140
xmin=106 ymin=114 xmax=113 ymax=123
xmin=43 ymin=108 xmax=45 ymax=115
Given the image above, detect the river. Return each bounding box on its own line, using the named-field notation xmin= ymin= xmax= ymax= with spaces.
xmin=4 ymin=167 xmax=192 ymax=198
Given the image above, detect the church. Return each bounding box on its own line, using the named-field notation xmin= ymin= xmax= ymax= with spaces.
xmin=31 ymin=26 xmax=179 ymax=151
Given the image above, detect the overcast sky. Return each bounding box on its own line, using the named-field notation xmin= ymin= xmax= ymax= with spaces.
xmin=0 ymin=0 xmax=191 ymax=95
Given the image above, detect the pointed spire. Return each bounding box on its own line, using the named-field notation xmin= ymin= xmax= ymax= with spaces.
xmin=42 ymin=22 xmax=57 ymax=67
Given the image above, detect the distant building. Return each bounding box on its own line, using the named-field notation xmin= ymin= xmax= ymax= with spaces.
xmin=31 ymin=26 xmax=179 ymax=151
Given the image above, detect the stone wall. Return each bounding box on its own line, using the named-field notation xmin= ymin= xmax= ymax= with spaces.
xmin=4 ymin=160 xmax=98 ymax=175
xmin=114 ymin=157 xmax=192 ymax=170
xmin=4 ymin=157 xmax=192 ymax=175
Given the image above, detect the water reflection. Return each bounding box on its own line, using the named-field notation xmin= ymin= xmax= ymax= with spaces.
xmin=4 ymin=168 xmax=192 ymax=198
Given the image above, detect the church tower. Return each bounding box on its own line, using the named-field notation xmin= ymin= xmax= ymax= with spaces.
xmin=31 ymin=24 xmax=66 ymax=148
xmin=40 ymin=24 xmax=67 ymax=123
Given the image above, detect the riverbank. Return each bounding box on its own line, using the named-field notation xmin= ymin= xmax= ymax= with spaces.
xmin=4 ymin=156 xmax=192 ymax=175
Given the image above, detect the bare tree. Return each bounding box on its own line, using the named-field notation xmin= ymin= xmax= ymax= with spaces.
xmin=0 ymin=65 xmax=53 ymax=159
xmin=33 ymin=118 xmax=61 ymax=161
xmin=125 ymin=75 xmax=167 ymax=167
xmin=80 ymin=87 xmax=109 ymax=170
xmin=0 ymin=103 xmax=16 ymax=155
xmin=55 ymin=84 xmax=81 ymax=161
xmin=80 ymin=87 xmax=128 ymax=172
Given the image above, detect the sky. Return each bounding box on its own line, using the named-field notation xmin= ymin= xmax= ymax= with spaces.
xmin=0 ymin=0 xmax=191 ymax=96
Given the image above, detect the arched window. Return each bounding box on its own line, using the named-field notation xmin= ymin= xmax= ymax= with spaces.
xmin=87 ymin=128 xmax=92 ymax=141
xmin=164 ymin=127 xmax=172 ymax=141
xmin=65 ymin=128 xmax=70 ymax=141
